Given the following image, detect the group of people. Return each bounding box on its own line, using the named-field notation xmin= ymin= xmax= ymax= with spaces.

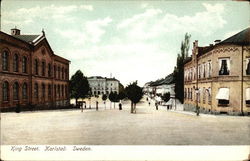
xmin=146 ymin=97 xmax=159 ymax=110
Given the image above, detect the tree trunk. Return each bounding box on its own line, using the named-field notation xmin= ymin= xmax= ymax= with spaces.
xmin=130 ymin=102 xmax=133 ymax=113
xmin=134 ymin=103 xmax=136 ymax=114
xmin=114 ymin=102 xmax=115 ymax=109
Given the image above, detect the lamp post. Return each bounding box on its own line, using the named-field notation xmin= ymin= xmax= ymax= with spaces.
xmin=195 ymin=87 xmax=200 ymax=116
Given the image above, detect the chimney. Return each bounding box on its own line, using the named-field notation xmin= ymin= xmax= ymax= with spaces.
xmin=11 ymin=27 xmax=21 ymax=35
xmin=214 ymin=40 xmax=221 ymax=45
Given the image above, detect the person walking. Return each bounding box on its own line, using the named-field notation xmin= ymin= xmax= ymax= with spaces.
xmin=96 ymin=101 xmax=99 ymax=111
xmin=155 ymin=101 xmax=158 ymax=110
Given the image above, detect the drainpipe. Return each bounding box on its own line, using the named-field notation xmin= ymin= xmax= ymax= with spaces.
xmin=241 ymin=45 xmax=244 ymax=116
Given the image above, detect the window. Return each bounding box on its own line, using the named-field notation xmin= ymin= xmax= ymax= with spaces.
xmin=216 ymin=88 xmax=229 ymax=106
xmin=13 ymin=82 xmax=19 ymax=100
xmin=246 ymin=88 xmax=250 ymax=105
xmin=190 ymin=88 xmax=192 ymax=100
xmin=42 ymin=84 xmax=45 ymax=98
xmin=2 ymin=51 xmax=9 ymax=71
xmin=48 ymin=84 xmax=51 ymax=98
xmin=187 ymin=88 xmax=190 ymax=99
xmin=219 ymin=58 xmax=230 ymax=75
xmin=208 ymin=87 xmax=211 ymax=104
xmin=65 ymin=85 xmax=67 ymax=98
xmin=54 ymin=65 xmax=57 ymax=78
xmin=2 ymin=81 xmax=9 ymax=101
xmin=13 ymin=54 xmax=19 ymax=72
xmin=22 ymin=83 xmax=28 ymax=99
xmin=34 ymin=83 xmax=38 ymax=98
xmin=34 ymin=59 xmax=39 ymax=75
xmin=246 ymin=59 xmax=250 ymax=75
xmin=42 ymin=62 xmax=45 ymax=76
xmin=208 ymin=61 xmax=212 ymax=78
xmin=62 ymin=67 xmax=64 ymax=79
xmin=184 ymin=88 xmax=187 ymax=99
xmin=58 ymin=67 xmax=60 ymax=79
xmin=62 ymin=85 xmax=64 ymax=97
xmin=22 ymin=56 xmax=27 ymax=73
xmin=54 ymin=85 xmax=57 ymax=97
xmin=48 ymin=63 xmax=51 ymax=77
xmin=203 ymin=87 xmax=206 ymax=104
xmin=198 ymin=88 xmax=200 ymax=103
xmin=58 ymin=85 xmax=60 ymax=98
xmin=203 ymin=63 xmax=206 ymax=78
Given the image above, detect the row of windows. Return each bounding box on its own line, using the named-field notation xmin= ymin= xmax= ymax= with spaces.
xmin=184 ymin=87 xmax=211 ymax=104
xmin=2 ymin=51 xmax=28 ymax=73
xmin=185 ymin=87 xmax=250 ymax=106
xmin=92 ymin=91 xmax=117 ymax=95
xmin=91 ymin=87 xmax=117 ymax=90
xmin=1 ymin=51 xmax=68 ymax=80
xmin=2 ymin=81 xmax=28 ymax=101
xmin=1 ymin=81 xmax=68 ymax=102
xmin=185 ymin=58 xmax=250 ymax=81
xmin=34 ymin=59 xmax=68 ymax=80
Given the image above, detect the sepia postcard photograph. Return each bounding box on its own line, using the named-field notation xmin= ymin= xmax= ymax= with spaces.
xmin=0 ymin=0 xmax=249 ymax=160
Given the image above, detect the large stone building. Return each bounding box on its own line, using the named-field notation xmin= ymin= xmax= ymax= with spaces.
xmin=0 ymin=28 xmax=70 ymax=109
xmin=184 ymin=28 xmax=250 ymax=115
xmin=88 ymin=76 xmax=119 ymax=95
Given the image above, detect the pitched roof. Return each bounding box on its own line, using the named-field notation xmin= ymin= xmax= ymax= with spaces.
xmin=149 ymin=73 xmax=174 ymax=86
xmin=219 ymin=27 xmax=250 ymax=45
xmin=12 ymin=35 xmax=40 ymax=43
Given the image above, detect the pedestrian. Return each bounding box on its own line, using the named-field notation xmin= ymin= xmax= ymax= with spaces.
xmin=119 ymin=103 xmax=122 ymax=110
xmin=148 ymin=101 xmax=150 ymax=106
xmin=155 ymin=102 xmax=158 ymax=110
xmin=96 ymin=101 xmax=98 ymax=111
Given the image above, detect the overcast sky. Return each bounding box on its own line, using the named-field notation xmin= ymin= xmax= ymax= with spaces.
xmin=1 ymin=0 xmax=249 ymax=86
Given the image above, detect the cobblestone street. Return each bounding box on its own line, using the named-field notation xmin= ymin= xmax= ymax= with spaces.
xmin=1 ymin=97 xmax=250 ymax=145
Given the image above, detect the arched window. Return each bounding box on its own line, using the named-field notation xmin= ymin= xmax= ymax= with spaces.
xmin=54 ymin=85 xmax=56 ymax=98
xmin=62 ymin=67 xmax=64 ymax=79
xmin=48 ymin=63 xmax=51 ymax=77
xmin=48 ymin=84 xmax=51 ymax=98
xmin=42 ymin=83 xmax=45 ymax=98
xmin=13 ymin=54 xmax=19 ymax=72
xmin=2 ymin=51 xmax=9 ymax=71
xmin=58 ymin=85 xmax=60 ymax=98
xmin=54 ymin=65 xmax=56 ymax=78
xmin=65 ymin=85 xmax=67 ymax=98
xmin=2 ymin=81 xmax=9 ymax=101
xmin=22 ymin=56 xmax=27 ymax=73
xmin=34 ymin=59 xmax=39 ymax=75
xmin=22 ymin=83 xmax=28 ymax=99
xmin=34 ymin=83 xmax=38 ymax=98
xmin=62 ymin=85 xmax=64 ymax=97
xmin=42 ymin=62 xmax=45 ymax=76
xmin=58 ymin=67 xmax=60 ymax=79
xmin=13 ymin=82 xmax=19 ymax=100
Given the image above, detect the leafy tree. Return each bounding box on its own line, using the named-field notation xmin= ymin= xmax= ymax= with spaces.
xmin=161 ymin=92 xmax=170 ymax=102
xmin=102 ymin=94 xmax=107 ymax=109
xmin=69 ymin=70 xmax=90 ymax=105
xmin=125 ymin=81 xmax=143 ymax=113
xmin=109 ymin=92 xmax=119 ymax=108
xmin=174 ymin=33 xmax=191 ymax=103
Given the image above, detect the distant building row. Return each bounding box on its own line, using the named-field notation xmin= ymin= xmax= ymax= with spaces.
xmin=184 ymin=27 xmax=250 ymax=115
xmin=143 ymin=73 xmax=175 ymax=98
xmin=87 ymin=76 xmax=119 ymax=95
xmin=0 ymin=28 xmax=70 ymax=109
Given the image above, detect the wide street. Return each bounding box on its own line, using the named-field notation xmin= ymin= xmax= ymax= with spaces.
xmin=1 ymin=96 xmax=250 ymax=145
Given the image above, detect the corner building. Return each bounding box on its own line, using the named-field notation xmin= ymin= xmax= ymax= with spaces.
xmin=184 ymin=28 xmax=250 ymax=115
xmin=0 ymin=28 xmax=70 ymax=109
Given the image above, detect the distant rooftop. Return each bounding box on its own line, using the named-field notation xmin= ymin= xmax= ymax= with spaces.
xmin=12 ymin=35 xmax=40 ymax=43
xmin=219 ymin=27 xmax=250 ymax=45
xmin=88 ymin=76 xmax=119 ymax=81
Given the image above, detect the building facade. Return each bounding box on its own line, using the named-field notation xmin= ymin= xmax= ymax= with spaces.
xmin=184 ymin=28 xmax=250 ymax=115
xmin=0 ymin=28 xmax=70 ymax=109
xmin=144 ymin=73 xmax=175 ymax=98
xmin=88 ymin=76 xmax=119 ymax=95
